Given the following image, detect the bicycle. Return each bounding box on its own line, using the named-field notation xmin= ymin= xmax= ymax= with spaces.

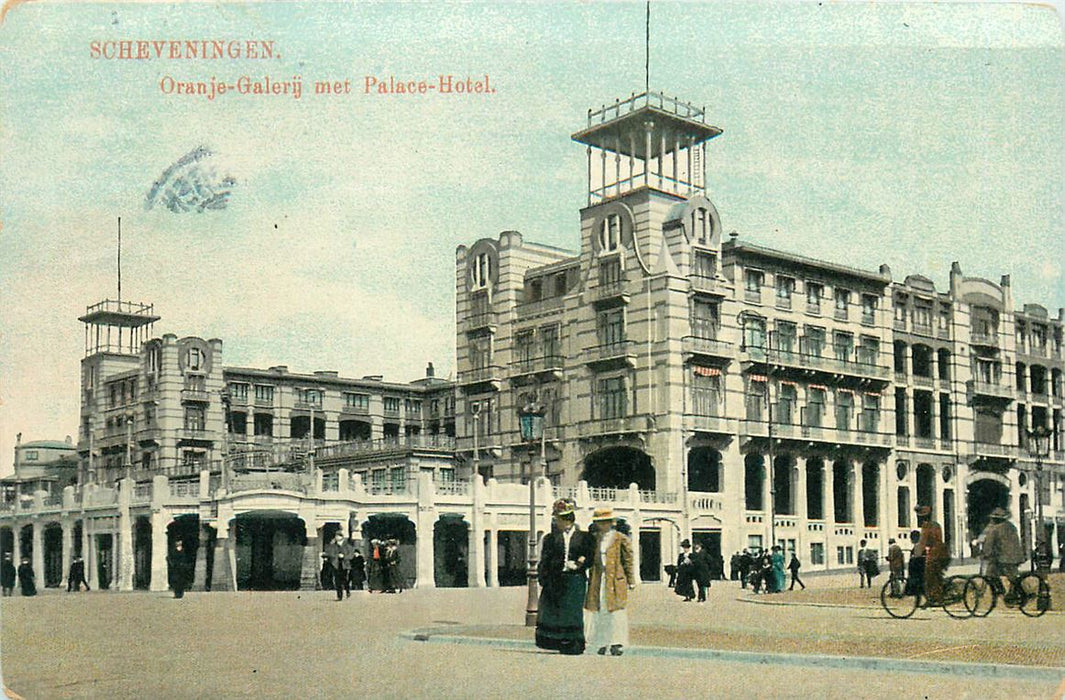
xmin=879 ymin=574 xmax=970 ymax=619
xmin=963 ymin=571 xmax=1051 ymax=618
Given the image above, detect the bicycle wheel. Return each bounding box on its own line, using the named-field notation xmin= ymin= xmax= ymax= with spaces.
xmin=881 ymin=577 xmax=918 ymax=619
xmin=942 ymin=575 xmax=971 ymax=619
xmin=1018 ymin=574 xmax=1051 ymax=618
xmin=964 ymin=575 xmax=997 ymax=618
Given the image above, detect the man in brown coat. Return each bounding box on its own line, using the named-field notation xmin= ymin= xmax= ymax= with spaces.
xmin=914 ymin=505 xmax=948 ymax=603
xmin=584 ymin=507 xmax=636 ymax=656
xmin=981 ymin=507 xmax=1026 ymax=593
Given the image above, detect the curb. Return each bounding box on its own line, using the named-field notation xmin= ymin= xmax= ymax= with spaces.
xmin=400 ymin=626 xmax=1065 ymax=682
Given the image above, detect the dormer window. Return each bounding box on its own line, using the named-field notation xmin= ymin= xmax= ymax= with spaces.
xmin=691 ymin=207 xmax=710 ymax=244
xmin=472 ymin=252 xmax=492 ymax=289
xmin=186 ymin=347 xmax=204 ymax=371
xmin=599 ymin=213 xmax=622 ymax=254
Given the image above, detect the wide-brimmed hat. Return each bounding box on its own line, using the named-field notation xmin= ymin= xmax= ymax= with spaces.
xmin=914 ymin=505 xmax=932 ymax=517
xmin=552 ymin=498 xmax=575 ymax=517
xmin=592 ymin=507 xmax=614 ymax=522
xmin=989 ymin=507 xmax=1010 ymax=519
xmin=680 ymin=539 xmax=691 ymax=548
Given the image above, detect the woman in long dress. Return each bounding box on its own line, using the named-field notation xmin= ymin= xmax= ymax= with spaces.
xmin=770 ymin=546 xmax=786 ymax=593
xmin=584 ymin=507 xmax=636 ymax=656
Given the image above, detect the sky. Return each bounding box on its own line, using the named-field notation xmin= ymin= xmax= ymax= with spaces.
xmin=0 ymin=1 xmax=1062 ymax=476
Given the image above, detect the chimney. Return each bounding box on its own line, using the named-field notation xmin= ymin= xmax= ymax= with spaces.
xmin=426 ymin=362 xmax=435 ymax=378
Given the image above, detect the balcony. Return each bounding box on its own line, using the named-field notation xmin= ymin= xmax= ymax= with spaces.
xmin=576 ymin=414 xmax=652 ymax=438
xmin=293 ymin=400 xmax=324 ymax=411
xmin=969 ymin=442 xmax=1018 ymax=460
xmin=178 ymin=427 xmax=216 ymax=443
xmin=458 ymin=365 xmax=503 ymax=391
xmin=741 ymin=347 xmax=891 ymax=383
xmin=913 ymin=436 xmax=936 ymax=450
xmin=466 ymin=310 xmax=497 ymax=334
xmin=181 ymin=388 xmax=210 ymax=403
xmin=743 ymin=420 xmax=891 ymax=449
xmin=744 ymin=289 xmax=763 ymax=304
xmin=594 ymin=280 xmax=630 ymax=306
xmin=510 ymin=355 xmax=564 ymax=383
xmin=834 ymin=307 xmax=849 ymax=322
xmin=893 ymin=318 xmax=907 ymax=331
xmin=516 ymin=296 xmax=564 ymax=318
xmin=912 ymin=322 xmax=933 ymax=337
xmin=253 ymin=396 xmax=274 ymax=408
xmin=684 ymin=414 xmax=735 ymax=435
xmin=682 ymin=336 xmax=732 ymax=361
xmin=586 ymin=340 xmax=637 ymax=370
xmin=690 ymin=275 xmax=722 ymax=296
xmin=970 ymin=331 xmax=999 ymax=348
xmin=911 ymin=374 xmax=935 ymax=389
xmin=967 ymin=380 xmax=1014 ymax=402
xmin=229 ymin=393 xmax=248 ymax=407
xmin=775 ymin=295 xmax=793 ymax=311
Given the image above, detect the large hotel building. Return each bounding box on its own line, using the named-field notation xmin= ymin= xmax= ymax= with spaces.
xmin=1 ymin=87 xmax=1062 ymax=593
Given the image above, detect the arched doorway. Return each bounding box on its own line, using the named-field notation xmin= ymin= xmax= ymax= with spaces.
xmin=434 ymin=515 xmax=469 ymax=587
xmin=833 ymin=460 xmax=852 ymax=523
xmin=745 ymin=454 xmax=765 ymax=511
xmin=967 ymin=478 xmax=1009 ymax=545
xmin=43 ymin=523 xmax=63 ymax=588
xmin=362 ymin=514 xmax=417 ymax=590
xmin=18 ymin=525 xmax=32 ymax=563
xmin=916 ymin=463 xmax=936 ymax=514
xmin=806 ymin=458 xmax=824 ymax=520
xmin=0 ymin=527 xmax=12 ymax=560
xmin=862 ymin=462 xmax=880 ymax=527
xmin=582 ymin=446 xmax=655 ymax=490
xmin=688 ymin=447 xmax=722 ymax=492
xmin=773 ymin=455 xmax=794 ymax=515
xmin=167 ymin=515 xmax=201 ymax=592
xmin=233 ymin=512 xmax=305 ymax=590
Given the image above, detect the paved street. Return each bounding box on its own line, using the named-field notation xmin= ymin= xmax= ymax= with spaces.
xmin=1 ymin=574 xmax=1063 ymax=699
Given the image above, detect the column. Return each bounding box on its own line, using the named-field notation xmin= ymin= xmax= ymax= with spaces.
xmin=150 ymin=509 xmax=169 ymax=592
xmin=31 ymin=520 xmax=43 ymax=589
xmin=13 ymin=521 xmax=21 ymax=565
xmin=61 ymin=520 xmax=73 ymax=589
xmin=117 ymin=479 xmax=134 ymax=591
xmin=823 ymin=462 xmax=836 ymax=567
xmin=299 ymin=524 xmax=322 ymax=591
xmin=628 ymin=483 xmax=641 ymax=583
xmin=796 ymin=457 xmax=809 ymax=556
xmin=762 ymin=453 xmax=772 ymax=546
xmin=212 ymin=520 xmax=236 ymax=591
xmin=467 ymin=476 xmax=486 ymax=587
xmin=486 ymin=525 xmax=498 ymax=587
xmin=85 ymin=519 xmax=97 ymax=589
xmin=853 ymin=461 xmax=865 ymax=533
xmin=934 ymin=478 xmax=945 ymax=531
xmin=415 ymin=473 xmax=436 ymax=588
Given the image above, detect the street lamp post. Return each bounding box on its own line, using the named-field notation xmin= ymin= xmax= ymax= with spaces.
xmin=518 ymin=396 xmax=546 ymax=627
xmin=1026 ymin=425 xmax=1052 ymax=574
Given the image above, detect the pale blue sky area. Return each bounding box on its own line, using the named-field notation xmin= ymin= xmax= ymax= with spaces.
xmin=0 ymin=1 xmax=1062 ymax=472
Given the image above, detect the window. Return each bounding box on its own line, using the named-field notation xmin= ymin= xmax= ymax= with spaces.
xmin=857 ymin=336 xmax=879 ymax=365
xmin=230 ymin=383 xmax=248 ymax=403
xmin=184 ymin=406 xmax=206 ymax=432
xmin=383 ymin=397 xmax=401 ymax=415
xmin=810 ymin=543 xmax=825 ymax=566
xmin=469 ymin=336 xmax=491 ymax=369
xmin=972 ymin=306 xmax=998 ymax=338
xmin=404 ymin=399 xmax=422 ymax=415
xmin=691 ymin=207 xmax=710 ymax=243
xmin=147 ymin=345 xmax=161 ymax=375
xmin=597 ymin=308 xmax=625 ymax=347
xmin=344 ymin=393 xmax=370 ymax=412
xmin=471 ymin=252 xmax=492 ymax=289
xmin=597 ymin=376 xmax=626 ymax=419
xmin=745 ymin=269 xmax=764 ymax=291
xmin=1032 ymin=324 xmax=1047 ymax=353
xmin=861 ymin=394 xmax=880 ymax=432
xmin=296 ymin=388 xmax=323 ymax=407
xmin=745 ymin=378 xmax=766 ymax=421
xmin=599 ymin=214 xmax=622 ymax=253
xmin=515 ymin=330 xmax=535 ymax=367
xmin=806 ymin=387 xmax=825 ymax=427
xmin=693 ymin=250 xmax=716 ymax=279
xmin=254 ymin=385 xmax=274 ymax=405
xmin=1016 ymin=321 xmax=1027 ymax=352
xmin=23 ymin=451 xmax=38 ymax=462
xmin=833 ymin=332 xmax=854 ymax=363
xmin=186 ymin=347 xmax=204 ymax=371
xmin=836 ymin=391 xmax=854 ymax=431
xmin=837 ymin=546 xmax=854 ymax=565
xmin=541 ymin=324 xmax=560 ymax=360
xmin=895 ymin=388 xmax=908 ymax=436
xmin=804 ymin=327 xmax=826 ymax=358
xmin=778 ymin=383 xmax=797 ymax=424
xmin=776 ymin=276 xmax=795 ymax=307
xmin=913 ymin=301 xmax=932 ymax=332
xmin=598 ymin=256 xmax=622 ymax=287
xmin=937 ymin=349 xmax=951 ymax=380
xmin=897 ymin=487 xmax=911 ymax=528
xmin=861 ymin=294 xmax=877 ymax=325
xmin=807 ymin=282 xmax=823 ymax=314
xmin=743 ymin=316 xmax=766 ymax=351
xmin=691 ymin=368 xmax=722 ymax=416
xmin=776 ymin=322 xmax=797 ymax=355
xmin=894 ymin=295 xmax=908 ymax=326
xmin=691 ymin=299 xmax=719 ymax=340
xmin=834 ymin=289 xmax=850 ymax=319
xmin=938 ymin=306 xmax=951 ymax=334
xmin=939 ymin=393 xmax=951 ymax=440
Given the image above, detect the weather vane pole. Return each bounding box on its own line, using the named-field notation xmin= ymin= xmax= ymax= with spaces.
xmin=117 ymin=216 xmax=122 ymax=301
xmin=645 ymin=0 xmax=650 ymax=93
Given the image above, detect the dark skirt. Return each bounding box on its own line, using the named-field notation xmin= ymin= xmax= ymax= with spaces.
xmin=535 ymin=573 xmax=587 ymax=654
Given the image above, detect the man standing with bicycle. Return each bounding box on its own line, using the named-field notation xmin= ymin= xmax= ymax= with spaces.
xmin=914 ymin=505 xmax=949 ymax=604
xmin=981 ymin=507 xmax=1026 ymax=599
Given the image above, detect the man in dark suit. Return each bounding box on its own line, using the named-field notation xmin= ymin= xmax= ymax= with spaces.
xmin=168 ymin=540 xmax=192 ymax=598
xmin=323 ymin=531 xmax=354 ymax=600
xmin=691 ymin=542 xmax=712 ymax=603
xmin=1 ymin=553 xmax=16 ymax=596
xmin=535 ymin=498 xmax=594 ymax=655
xmin=67 ymin=555 xmax=90 ymax=592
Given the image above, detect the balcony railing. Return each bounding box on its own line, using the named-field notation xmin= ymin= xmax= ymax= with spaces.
xmin=595 ymin=280 xmax=628 ymax=302
xmin=684 ymin=414 xmax=734 ymax=434
xmin=967 ymin=380 xmax=1014 ymax=400
xmin=434 ymin=479 xmax=471 ymax=496
xmin=682 ymin=336 xmax=732 ymax=358
xmin=588 ymin=340 xmax=636 ymax=366
xmin=971 ymin=442 xmax=1017 ymax=459
xmin=742 ymin=347 xmax=891 ymax=381
xmin=744 ymin=289 xmax=763 ymax=304
xmin=690 ymin=275 xmax=720 ymax=295
xmin=458 ymin=365 xmax=503 ymax=386
xmin=576 ymin=414 xmax=651 ymax=437
xmin=181 ymin=389 xmax=210 ymax=403
xmin=315 ymin=435 xmax=456 ymax=461
xmin=229 ymin=472 xmax=309 ymax=494
xmin=511 ymin=355 xmax=565 ymax=378
xmin=970 ymin=331 xmax=998 ymax=347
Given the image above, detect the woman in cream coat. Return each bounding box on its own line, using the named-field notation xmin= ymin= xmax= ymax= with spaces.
xmin=584 ymin=507 xmax=636 ymax=656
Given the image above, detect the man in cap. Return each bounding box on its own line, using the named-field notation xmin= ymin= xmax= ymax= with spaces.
xmin=535 ymin=498 xmax=593 ymax=655
xmin=1 ymin=553 xmax=15 ymax=596
xmin=585 ymin=507 xmax=636 ymax=655
xmin=981 ymin=507 xmax=1026 ymax=595
xmin=914 ymin=505 xmax=948 ymax=604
